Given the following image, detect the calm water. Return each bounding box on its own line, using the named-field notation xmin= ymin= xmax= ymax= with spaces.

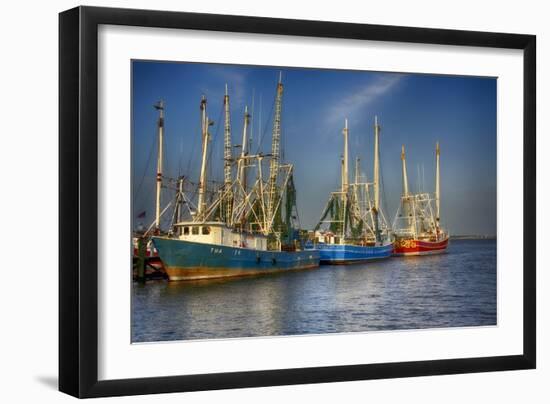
xmin=132 ymin=239 xmax=496 ymax=342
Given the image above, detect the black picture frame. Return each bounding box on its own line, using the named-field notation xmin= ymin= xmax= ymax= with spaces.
xmin=59 ymin=5 xmax=536 ymax=398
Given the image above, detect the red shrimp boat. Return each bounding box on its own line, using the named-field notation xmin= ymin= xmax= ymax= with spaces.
xmin=393 ymin=143 xmax=449 ymax=256
xmin=393 ymin=235 xmax=449 ymax=256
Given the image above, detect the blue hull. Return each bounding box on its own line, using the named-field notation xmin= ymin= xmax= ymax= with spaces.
xmin=316 ymin=242 xmax=393 ymax=264
xmin=152 ymin=237 xmax=320 ymax=281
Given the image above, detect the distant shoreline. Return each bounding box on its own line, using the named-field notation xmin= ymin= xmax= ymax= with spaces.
xmin=450 ymin=235 xmax=496 ymax=240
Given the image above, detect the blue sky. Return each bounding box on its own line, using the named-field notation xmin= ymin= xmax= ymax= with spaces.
xmin=132 ymin=61 xmax=497 ymax=236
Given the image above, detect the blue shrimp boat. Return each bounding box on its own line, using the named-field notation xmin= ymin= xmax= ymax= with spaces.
xmin=153 ymin=223 xmax=318 ymax=280
xmin=315 ymin=241 xmax=393 ymax=264
xmin=149 ymin=76 xmax=319 ymax=281
xmin=313 ymin=117 xmax=393 ymax=265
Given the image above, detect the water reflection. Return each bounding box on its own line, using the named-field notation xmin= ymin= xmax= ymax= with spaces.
xmin=132 ymin=239 xmax=496 ymax=342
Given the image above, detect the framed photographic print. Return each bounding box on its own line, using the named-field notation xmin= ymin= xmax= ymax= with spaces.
xmin=59 ymin=6 xmax=536 ymax=398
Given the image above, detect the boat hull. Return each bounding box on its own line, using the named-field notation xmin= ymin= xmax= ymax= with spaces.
xmin=152 ymin=237 xmax=320 ymax=281
xmin=393 ymin=237 xmax=449 ymax=256
xmin=316 ymin=242 xmax=393 ymax=264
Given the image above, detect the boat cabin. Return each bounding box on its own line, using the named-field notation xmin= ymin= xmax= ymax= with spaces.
xmin=314 ymin=232 xmax=342 ymax=245
xmin=172 ymin=221 xmax=268 ymax=251
xmin=313 ymin=230 xmax=379 ymax=246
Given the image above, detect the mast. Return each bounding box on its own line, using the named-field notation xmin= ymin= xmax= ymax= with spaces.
xmin=258 ymin=155 xmax=266 ymax=232
xmin=223 ymin=84 xmax=233 ymax=224
xmin=400 ymin=144 xmax=414 ymax=236
xmin=353 ymin=156 xmax=361 ymax=226
xmin=373 ymin=116 xmax=381 ymax=242
xmin=342 ymin=119 xmax=349 ymax=193
xmin=355 ymin=157 xmax=360 ymax=185
xmin=176 ymin=177 xmax=184 ymax=224
xmin=197 ymin=96 xmax=209 ymax=218
xmin=154 ymin=100 xmax=164 ymax=232
xmin=267 ymin=73 xmax=284 ymax=229
xmin=401 ymin=145 xmax=409 ymax=197
xmin=435 ymin=141 xmax=440 ymax=229
xmin=341 ymin=119 xmax=349 ymax=239
xmin=238 ymin=106 xmax=250 ymax=192
xmin=340 ymin=157 xmax=344 ymax=195
xmin=373 ymin=116 xmax=381 ymax=211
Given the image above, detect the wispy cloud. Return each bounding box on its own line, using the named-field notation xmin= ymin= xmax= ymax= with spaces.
xmin=200 ymin=66 xmax=248 ymax=107
xmin=326 ymin=74 xmax=404 ymax=125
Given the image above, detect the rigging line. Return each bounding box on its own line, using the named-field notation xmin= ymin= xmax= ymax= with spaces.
xmin=249 ymin=88 xmax=255 ymax=152
xmin=380 ymin=170 xmax=390 ymax=228
xmin=422 ymin=163 xmax=426 ymax=196
xmin=185 ymin=118 xmax=200 ymax=180
xmin=256 ymin=93 xmax=262 ymax=153
xmin=162 ymin=116 xmax=177 ymax=218
xmin=178 ymin=137 xmax=183 ymax=176
xmin=281 ymin=116 xmax=286 ymax=162
xmin=177 ymin=116 xmax=194 ymax=178
xmin=163 ymin=122 xmax=170 ymax=188
xmin=133 ymin=126 xmax=157 ymax=205
xmin=292 ymin=178 xmax=302 ymax=232
xmin=417 ymin=164 xmax=421 ymax=193
xmin=378 ymin=144 xmax=391 ymax=230
xmin=206 ymin=103 xmax=224 ymax=186
xmin=255 ymin=91 xmax=276 ymax=155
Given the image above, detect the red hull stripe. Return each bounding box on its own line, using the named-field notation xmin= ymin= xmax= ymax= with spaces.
xmin=393 ymin=238 xmax=449 ymax=255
